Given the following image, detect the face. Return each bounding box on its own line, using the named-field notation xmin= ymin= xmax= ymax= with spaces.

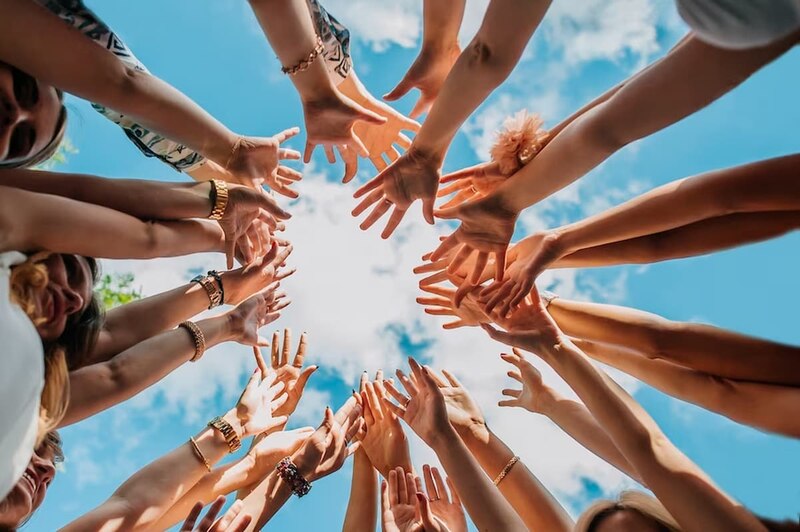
xmin=0 ymin=445 xmax=57 ymax=528
xmin=0 ymin=61 xmax=61 ymax=165
xmin=34 ymin=254 xmax=93 ymax=341
xmin=593 ymin=509 xmax=667 ymax=532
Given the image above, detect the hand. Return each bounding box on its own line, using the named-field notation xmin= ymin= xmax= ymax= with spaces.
xmin=437 ymin=161 xmax=507 ymax=210
xmin=352 ymin=147 xmax=440 ymax=238
xmin=383 ymin=44 xmax=461 ymax=119
xmin=225 ymin=130 xmax=303 ymax=196
xmin=245 ymin=426 xmax=315 ymax=481
xmin=180 ymin=496 xmax=252 ymax=532
xmin=234 ymin=369 xmax=289 ymax=437
xmin=415 ymin=283 xmax=489 ymax=329
xmin=498 ymin=348 xmax=559 ymax=414
xmin=222 ymin=243 xmax=295 ymax=305
xmin=432 ymin=194 xmax=519 ymax=288
xmin=414 ymin=241 xmax=523 ymax=289
xmin=479 ymin=286 xmax=565 ymax=358
xmin=338 ymin=75 xmax=421 ymax=179
xmin=423 ymin=369 xmax=487 ymax=443
xmin=382 ymin=358 xmax=453 ymax=448
xmin=253 ymin=329 xmax=318 ymax=420
xmin=480 ymin=231 xmax=563 ymax=316
xmin=358 ymin=371 xmax=413 ymax=478
xmin=381 ymin=467 xmax=426 ymax=532
xmin=219 ymin=184 xmax=292 ymax=269
xmin=291 ymin=399 xmax=364 ymax=482
xmin=302 ymin=92 xmax=387 ymax=182
xmin=225 ymin=286 xmax=283 ymax=346
xmin=419 ymin=465 xmax=467 ymax=532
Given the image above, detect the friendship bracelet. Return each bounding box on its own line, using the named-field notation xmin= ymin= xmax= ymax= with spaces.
xmin=493 ymin=455 xmax=520 ymax=486
xmin=189 ymin=436 xmax=212 ymax=472
xmin=208 ymin=179 xmax=229 ymax=220
xmin=207 ymin=270 xmax=225 ymax=305
xmin=281 ymin=36 xmax=324 ymax=76
xmin=191 ymin=274 xmax=223 ymax=309
xmin=179 ymin=320 xmax=206 ymax=362
xmin=208 ymin=416 xmax=242 ymax=453
xmin=276 ymin=457 xmax=312 ymax=497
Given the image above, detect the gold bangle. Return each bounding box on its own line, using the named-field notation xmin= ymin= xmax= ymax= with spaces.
xmin=281 ymin=35 xmax=324 ymax=76
xmin=208 ymin=416 xmax=242 ymax=453
xmin=208 ymin=179 xmax=229 ymax=220
xmin=179 ymin=321 xmax=206 ymax=362
xmin=189 ymin=436 xmax=212 ymax=472
xmin=493 ymin=455 xmax=520 ymax=486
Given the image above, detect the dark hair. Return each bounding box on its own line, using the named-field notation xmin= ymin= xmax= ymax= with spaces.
xmin=0 ymin=78 xmax=67 ymax=170
xmin=58 ymin=257 xmax=104 ymax=370
xmin=586 ymin=505 xmax=672 ymax=532
xmin=760 ymin=516 xmax=800 ymax=531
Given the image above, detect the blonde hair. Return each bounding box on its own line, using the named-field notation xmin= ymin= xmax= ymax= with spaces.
xmin=575 ymin=491 xmax=681 ymax=532
xmin=8 ymin=253 xmax=70 ymax=445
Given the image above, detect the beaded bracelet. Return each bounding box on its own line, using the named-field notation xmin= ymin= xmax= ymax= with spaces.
xmin=281 ymin=36 xmax=324 ymax=76
xmin=493 ymin=455 xmax=520 ymax=486
xmin=276 ymin=457 xmax=312 ymax=497
xmin=179 ymin=320 xmax=206 ymax=362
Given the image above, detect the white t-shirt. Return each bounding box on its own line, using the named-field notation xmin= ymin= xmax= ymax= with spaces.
xmin=0 ymin=252 xmax=44 ymax=501
xmin=677 ymin=0 xmax=800 ymax=49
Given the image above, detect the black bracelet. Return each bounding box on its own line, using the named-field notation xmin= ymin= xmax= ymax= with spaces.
xmin=207 ymin=270 xmax=225 ymax=305
xmin=276 ymin=457 xmax=311 ymax=497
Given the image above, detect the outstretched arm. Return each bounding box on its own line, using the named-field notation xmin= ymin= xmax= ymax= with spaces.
xmin=495 ymin=32 xmax=799 ymax=213
xmin=0 ymin=0 xmax=242 ymax=166
xmin=573 ymin=338 xmax=800 ymax=438
xmin=0 ymin=186 xmax=227 ymax=259
xmin=429 ymin=368 xmax=573 ymax=530
xmin=342 ymin=450 xmax=378 ymax=532
xmin=553 ymin=210 xmax=800 ymax=269
xmin=547 ymin=297 xmax=800 ymax=386
xmin=483 ymin=299 xmax=766 ymax=531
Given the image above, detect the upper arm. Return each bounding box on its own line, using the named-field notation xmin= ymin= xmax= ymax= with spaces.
xmin=61 ymin=363 xmax=117 ymax=427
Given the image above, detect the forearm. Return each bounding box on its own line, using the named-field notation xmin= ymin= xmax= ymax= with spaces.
xmin=0 ymin=186 xmax=225 ymax=259
xmin=413 ymin=0 xmax=551 ymax=158
xmin=0 ymin=169 xmax=214 ymax=220
xmin=537 ymin=393 xmax=642 ymax=484
xmin=543 ymin=337 xmax=764 ymax=531
xmin=553 ymin=211 xmax=800 ymax=268
xmin=154 ymin=459 xmax=252 ymax=530
xmin=549 ymin=297 xmax=800 ymax=386
xmin=238 ymin=470 xmax=294 ymax=531
xmin=61 ymin=419 xmax=237 ymax=531
xmin=431 ymin=428 xmax=527 ymax=531
xmin=63 ymin=316 xmax=234 ymax=427
xmin=421 ymin=0 xmax=465 ymax=50
xmin=499 ymin=33 xmax=799 ymax=212
xmin=248 ymin=0 xmax=337 ymax=103
xmin=342 ymin=451 xmax=378 ymax=532
xmin=92 ymin=282 xmax=214 ymax=363
xmin=460 ymin=426 xmax=572 ymax=531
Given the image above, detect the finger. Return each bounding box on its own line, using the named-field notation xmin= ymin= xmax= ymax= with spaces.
xmin=395 ymin=132 xmax=413 ymax=150
xmin=270 ymin=331 xmax=280 ymax=368
xmin=423 ymin=464 xmax=437 ymax=500
xmin=253 ymin=347 xmax=269 ymax=378
xmin=384 ymin=379 xmax=411 ymax=406
xmin=339 ymin=146 xmax=358 ymax=184
xmin=280 ymin=328 xmax=291 ymax=366
xmin=323 ymin=145 xmax=336 ymax=164
xmin=303 ymin=141 xmax=316 ymax=164
xmin=480 ymin=323 xmax=514 ymax=347
xmin=425 ymin=368 xmax=447 ymax=387
xmin=498 ymin=399 xmax=520 ymax=408
xmin=383 ymin=75 xmax=414 ymax=101
xmin=179 ymin=502 xmax=204 ymax=531
xmin=394 ymin=369 xmax=418 ymax=397
xmin=365 ymin=381 xmax=384 ymax=421
xmin=225 ymin=234 xmax=236 ymax=270
xmin=502 ymin=388 xmax=522 ymax=398
xmin=295 ymin=366 xmax=317 ymax=396
xmin=389 ymin=468 xmax=400 ymax=506
xmin=381 ymin=395 xmax=406 ymax=418
xmin=495 ymin=248 xmax=507 ymax=282
xmin=386 ymin=146 xmax=401 ymax=163
xmin=441 ymin=369 xmax=462 ymax=388
xmin=507 ymin=371 xmax=522 ymax=382
xmin=397 ymin=467 xmax=409 ymax=504
xmin=274 ymin=126 xmax=301 ymax=143
xmin=196 ymin=495 xmax=226 ymax=529
xmin=418 ymin=270 xmax=449 ymax=287
xmin=419 ymin=284 xmax=455 ymax=299
xmin=438 ymin=188 xmax=477 ymax=210
xmin=421 ymin=196 xmax=435 ymax=225
xmin=359 ymin=370 xmax=368 ymax=393
xmin=413 ymin=258 xmax=449 ymax=274
xmin=277 ymin=165 xmax=303 ymax=181
xmin=415 ymin=296 xmax=451 ymax=307
xmin=446 ymin=245 xmax=473 ymax=276
xmin=292 ymin=331 xmax=308 ymax=367
xmin=369 ymin=154 xmax=388 ymax=172
xmin=275 ymin=267 xmax=296 ymax=281
xmin=443 ymin=319 xmax=468 ymax=329
xmin=351 ymin=188 xmax=383 ymax=217
xmin=470 ymin=252 xmax=489 ymax=285
xmin=440 ymin=164 xmax=484 ymax=184
xmin=437 ymin=180 xmax=471 ymax=197
xmin=430 ymin=233 xmax=461 ymax=261
xmin=408 ymin=95 xmax=430 ymax=120
xmin=424 ymin=307 xmax=455 ymax=316
xmin=278 ymin=148 xmax=302 ymax=160
xmin=381 ymin=479 xmax=390 ymax=513
xmin=361 ymin=391 xmax=375 ymax=425
xmin=416 ymin=493 xmax=439 ymax=529
xmin=381 ymin=207 xmax=406 ymax=239
xmin=431 ymin=467 xmax=448 ymax=503
xmin=359 ymin=199 xmax=392 ymax=231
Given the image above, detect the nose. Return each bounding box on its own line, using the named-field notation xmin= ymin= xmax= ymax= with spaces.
xmin=62 ymin=287 xmax=85 ymax=316
xmin=33 ymin=458 xmax=56 ymax=485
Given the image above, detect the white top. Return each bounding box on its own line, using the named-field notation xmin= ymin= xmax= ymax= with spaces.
xmin=0 ymin=252 xmax=44 ymax=501
xmin=677 ymin=0 xmax=800 ymax=49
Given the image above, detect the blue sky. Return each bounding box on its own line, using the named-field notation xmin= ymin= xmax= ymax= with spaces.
xmin=32 ymin=0 xmax=799 ymax=530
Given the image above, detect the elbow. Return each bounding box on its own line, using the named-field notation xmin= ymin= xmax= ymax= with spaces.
xmin=576 ymin=105 xmax=634 ymax=155
xmin=463 ymin=37 xmax=520 ymax=84
xmin=106 ymin=64 xmax=148 ymax=108
xmin=136 ymin=221 xmax=164 ymax=259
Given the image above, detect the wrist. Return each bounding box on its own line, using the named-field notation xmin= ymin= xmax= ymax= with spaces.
xmin=289 ymin=448 xmax=318 ymax=482
xmin=407 ymin=144 xmax=444 ymax=169
xmin=428 ymin=423 xmax=461 ymax=452
xmin=420 ymin=39 xmax=459 ymax=57
xmin=456 ymin=418 xmax=490 ymax=446
xmin=222 ymin=408 xmax=246 ymax=439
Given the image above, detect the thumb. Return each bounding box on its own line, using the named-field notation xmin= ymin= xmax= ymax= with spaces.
xmin=225 ymin=234 xmax=236 ymax=270
xmin=422 ymin=196 xmax=435 ymax=225
xmin=296 ymin=365 xmax=318 ymax=393
xmin=415 ymin=493 xmax=438 ymax=529
xmin=433 ymin=205 xmax=460 ymax=220
xmin=383 ymin=75 xmax=414 ymax=101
